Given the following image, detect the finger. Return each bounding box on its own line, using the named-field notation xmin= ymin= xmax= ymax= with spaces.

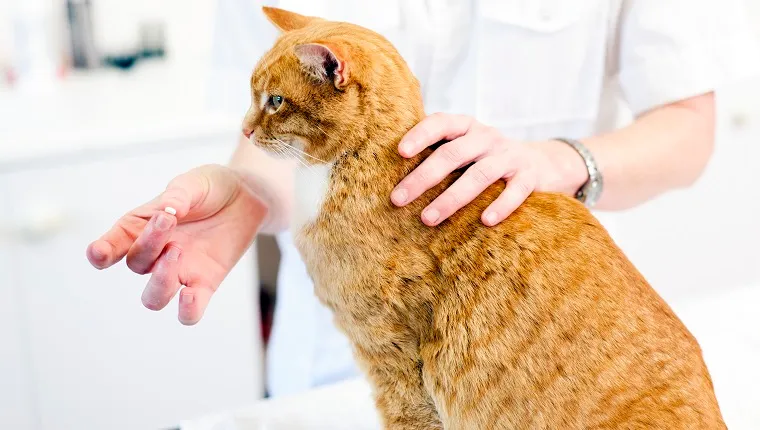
xmin=86 ymin=240 xmax=115 ymax=270
xmin=126 ymin=212 xmax=177 ymax=275
xmin=398 ymin=113 xmax=475 ymax=158
xmin=178 ymin=285 xmax=215 ymax=326
xmin=481 ymin=170 xmax=537 ymax=226
xmin=420 ymin=155 xmax=510 ymax=226
xmin=141 ymin=244 xmax=183 ymax=311
xmin=177 ymin=261 xmax=223 ymax=325
xmin=392 ymin=134 xmax=491 ymax=207
xmin=87 ymin=215 xmax=149 ymax=270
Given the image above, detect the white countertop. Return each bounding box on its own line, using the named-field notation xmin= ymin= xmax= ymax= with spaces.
xmin=0 ymin=61 xmax=241 ymax=168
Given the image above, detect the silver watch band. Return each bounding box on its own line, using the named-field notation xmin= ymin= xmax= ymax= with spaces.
xmin=553 ymin=138 xmax=603 ymax=208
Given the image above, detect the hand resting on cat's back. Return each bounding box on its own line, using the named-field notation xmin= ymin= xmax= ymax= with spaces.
xmin=241 ymin=7 xmax=726 ymax=430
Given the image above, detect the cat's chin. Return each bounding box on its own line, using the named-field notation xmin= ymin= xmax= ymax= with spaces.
xmin=251 ymin=135 xmax=316 ymax=162
xmin=262 ymin=147 xmax=299 ymax=161
xmin=250 ymin=137 xmax=298 ymax=161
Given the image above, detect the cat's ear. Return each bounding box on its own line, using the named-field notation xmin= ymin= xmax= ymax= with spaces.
xmin=262 ymin=6 xmax=315 ymax=32
xmin=294 ymin=43 xmax=350 ymax=89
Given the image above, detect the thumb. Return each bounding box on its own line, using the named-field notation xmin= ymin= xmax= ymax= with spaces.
xmin=156 ymin=170 xmax=210 ymax=220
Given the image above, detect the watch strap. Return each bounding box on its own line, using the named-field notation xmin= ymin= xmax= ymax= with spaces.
xmin=553 ymin=137 xmax=603 ymax=208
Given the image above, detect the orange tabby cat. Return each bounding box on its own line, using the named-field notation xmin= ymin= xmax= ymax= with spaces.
xmin=243 ymin=7 xmax=725 ymax=429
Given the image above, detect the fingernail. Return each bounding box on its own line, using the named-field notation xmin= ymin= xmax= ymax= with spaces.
xmin=155 ymin=213 xmax=172 ymax=231
xmin=181 ymin=291 xmax=194 ymax=305
xmin=142 ymin=291 xmax=161 ymax=311
xmin=485 ymin=212 xmax=498 ymax=226
xmin=399 ymin=141 xmax=414 ymax=156
xmin=391 ymin=188 xmax=408 ymax=205
xmin=166 ymin=246 xmax=181 ymax=262
xmin=90 ymin=244 xmax=105 ymax=261
xmin=423 ymin=208 xmax=440 ymax=224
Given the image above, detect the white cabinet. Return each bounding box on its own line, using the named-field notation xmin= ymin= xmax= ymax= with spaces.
xmin=0 ymin=184 xmax=37 ymax=430
xmin=0 ymin=138 xmax=264 ymax=430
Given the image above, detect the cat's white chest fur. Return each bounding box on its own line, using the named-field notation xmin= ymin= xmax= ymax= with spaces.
xmin=291 ymin=163 xmax=333 ymax=233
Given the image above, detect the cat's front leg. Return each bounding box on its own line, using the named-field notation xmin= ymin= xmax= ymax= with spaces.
xmin=353 ymin=339 xmax=443 ymax=430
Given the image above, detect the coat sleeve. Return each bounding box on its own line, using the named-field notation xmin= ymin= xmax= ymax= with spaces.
xmin=615 ymin=0 xmax=760 ymax=116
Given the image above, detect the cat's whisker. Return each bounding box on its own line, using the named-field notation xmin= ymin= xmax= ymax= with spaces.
xmin=274 ymin=137 xmax=328 ymax=164
xmin=282 ymin=145 xmax=313 ymax=170
xmin=273 ymin=138 xmax=309 ymax=164
xmin=272 ymin=144 xmax=289 ymax=160
xmin=288 ymin=150 xmax=312 ymax=170
xmin=265 ymin=139 xmax=294 ymax=163
xmin=272 ymin=141 xmax=291 ymax=158
xmin=277 ymin=141 xmax=311 ymax=169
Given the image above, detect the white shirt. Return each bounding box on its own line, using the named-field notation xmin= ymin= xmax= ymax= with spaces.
xmin=208 ymin=0 xmax=758 ymax=398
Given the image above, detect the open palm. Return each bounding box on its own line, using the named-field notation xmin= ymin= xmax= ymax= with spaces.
xmin=86 ymin=164 xmax=268 ymax=324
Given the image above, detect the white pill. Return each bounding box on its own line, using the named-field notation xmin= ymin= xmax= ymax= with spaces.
xmin=164 ymin=207 xmax=177 ymax=216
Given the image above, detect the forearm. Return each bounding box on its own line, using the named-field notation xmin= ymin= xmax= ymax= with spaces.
xmin=229 ymin=135 xmax=295 ymax=234
xmin=537 ymin=92 xmax=716 ymax=210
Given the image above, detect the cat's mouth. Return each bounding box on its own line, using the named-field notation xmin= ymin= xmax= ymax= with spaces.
xmin=254 ymin=135 xmax=312 ymax=162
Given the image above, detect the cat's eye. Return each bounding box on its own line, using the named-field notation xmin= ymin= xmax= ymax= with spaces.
xmin=269 ymin=95 xmax=284 ymax=110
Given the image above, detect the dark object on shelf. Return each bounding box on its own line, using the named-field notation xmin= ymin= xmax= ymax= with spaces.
xmin=102 ymin=54 xmax=139 ymax=70
xmin=66 ymin=0 xmax=99 ymax=69
xmin=100 ymin=21 xmax=167 ymax=71
xmin=140 ymin=21 xmax=167 ymax=59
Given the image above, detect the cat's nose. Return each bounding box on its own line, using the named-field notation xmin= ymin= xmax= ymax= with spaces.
xmin=242 ymin=126 xmax=254 ymax=139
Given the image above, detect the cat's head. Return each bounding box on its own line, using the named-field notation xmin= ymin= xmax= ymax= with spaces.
xmin=242 ymin=7 xmax=423 ymax=165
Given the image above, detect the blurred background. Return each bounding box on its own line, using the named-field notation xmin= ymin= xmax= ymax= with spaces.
xmin=0 ymin=1 xmax=758 ymax=429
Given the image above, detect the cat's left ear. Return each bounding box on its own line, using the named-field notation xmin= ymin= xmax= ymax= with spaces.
xmin=294 ymin=43 xmax=350 ymax=89
xmin=262 ymin=7 xmax=315 ymax=32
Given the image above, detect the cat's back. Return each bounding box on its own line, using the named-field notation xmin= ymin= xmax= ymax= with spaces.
xmin=420 ymin=186 xmax=725 ymax=428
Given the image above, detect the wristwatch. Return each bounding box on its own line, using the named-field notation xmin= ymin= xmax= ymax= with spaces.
xmin=553 ymin=138 xmax=603 ymax=208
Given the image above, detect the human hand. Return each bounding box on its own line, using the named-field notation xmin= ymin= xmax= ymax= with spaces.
xmin=86 ymin=164 xmax=268 ymax=325
xmin=391 ymin=113 xmax=587 ymax=226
